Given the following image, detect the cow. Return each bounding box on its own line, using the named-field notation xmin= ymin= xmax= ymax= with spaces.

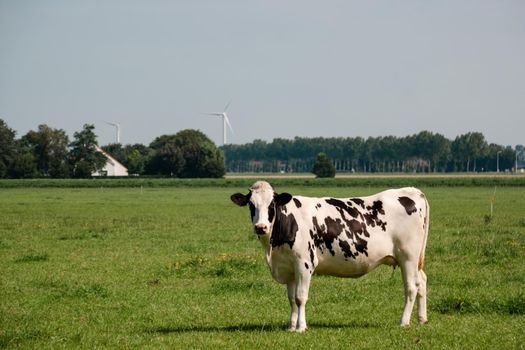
xmin=231 ymin=181 xmax=429 ymax=332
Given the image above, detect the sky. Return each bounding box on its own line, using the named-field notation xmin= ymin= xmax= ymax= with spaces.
xmin=1 ymin=0 xmax=524 ymax=147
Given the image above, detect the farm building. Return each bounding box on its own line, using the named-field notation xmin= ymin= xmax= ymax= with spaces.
xmin=92 ymin=146 xmax=128 ymax=177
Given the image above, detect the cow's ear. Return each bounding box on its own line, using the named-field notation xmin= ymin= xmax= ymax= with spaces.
xmin=231 ymin=193 xmax=249 ymax=206
xmin=274 ymin=192 xmax=293 ymax=206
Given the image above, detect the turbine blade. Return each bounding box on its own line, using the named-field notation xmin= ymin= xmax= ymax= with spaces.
xmin=223 ymin=100 xmax=232 ymax=112
xmin=224 ymin=114 xmax=234 ymax=133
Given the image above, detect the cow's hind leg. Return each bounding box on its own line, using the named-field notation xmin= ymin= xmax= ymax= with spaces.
xmin=417 ymin=270 xmax=428 ymax=324
xmin=286 ymin=282 xmax=298 ymax=331
xmin=399 ymin=259 xmax=420 ymax=326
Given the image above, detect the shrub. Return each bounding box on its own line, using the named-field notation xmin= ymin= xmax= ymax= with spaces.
xmin=312 ymin=153 xmax=336 ymax=178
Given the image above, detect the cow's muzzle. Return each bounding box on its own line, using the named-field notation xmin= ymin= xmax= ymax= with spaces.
xmin=254 ymin=223 xmax=269 ymax=235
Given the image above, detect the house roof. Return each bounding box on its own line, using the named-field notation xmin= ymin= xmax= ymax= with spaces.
xmin=95 ymin=146 xmax=128 ymax=171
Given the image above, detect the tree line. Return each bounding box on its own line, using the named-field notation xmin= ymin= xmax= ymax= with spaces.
xmin=222 ymin=131 xmax=523 ymax=173
xmin=0 ymin=119 xmax=225 ymax=178
xmin=1 ymin=118 xmax=522 ymax=178
xmin=1 ymin=121 xmax=107 ymax=178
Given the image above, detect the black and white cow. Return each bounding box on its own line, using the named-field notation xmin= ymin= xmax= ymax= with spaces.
xmin=231 ymin=181 xmax=429 ymax=332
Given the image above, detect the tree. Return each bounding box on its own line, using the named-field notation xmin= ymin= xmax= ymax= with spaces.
xmin=147 ymin=129 xmax=225 ymax=178
xmin=146 ymin=134 xmax=185 ymax=176
xmin=412 ymin=131 xmax=451 ymax=172
xmin=0 ymin=119 xmax=17 ymax=178
xmin=452 ymin=132 xmax=488 ymax=172
xmin=312 ymin=152 xmax=336 ymax=178
xmin=125 ymin=144 xmax=151 ymax=175
xmin=69 ymin=124 xmax=107 ymax=178
xmin=22 ymin=124 xmax=70 ymax=177
xmin=9 ymin=140 xmax=38 ymax=178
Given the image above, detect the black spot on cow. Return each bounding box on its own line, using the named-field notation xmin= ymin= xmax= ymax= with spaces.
xmin=343 ymin=219 xmax=370 ymax=257
xmin=338 ymin=239 xmax=355 ymax=259
xmin=268 ymin=201 xmax=275 ymax=223
xmin=347 ymin=205 xmax=362 ymax=219
xmin=326 ymin=198 xmax=362 ymax=219
xmin=308 ymin=242 xmax=315 ymax=267
xmin=350 ymin=198 xmax=365 ymax=209
xmin=367 ymin=200 xmax=385 ymax=215
xmin=304 ymin=262 xmax=309 ymax=270
xmin=325 ymin=216 xmax=345 ymax=236
xmin=325 ymin=198 xmax=345 ymax=209
xmin=315 ymin=203 xmax=322 ymax=210
xmin=398 ymin=196 xmax=417 ymax=215
xmin=324 ymin=217 xmax=345 ymax=256
xmin=271 ymin=208 xmax=298 ymax=249
xmin=248 ymin=202 xmax=256 ymax=221
xmin=312 ymin=217 xmax=325 ymax=235
xmin=293 ymin=198 xmax=302 ymax=208
xmin=347 ymin=219 xmax=369 ymax=238
xmin=311 ymin=217 xmax=327 ymax=253
xmin=364 ymin=200 xmax=387 ymax=231
xmin=310 ymin=216 xmax=345 ymax=256
xmin=325 ymin=198 xmax=348 ymax=213
xmin=354 ymin=235 xmax=368 ymax=256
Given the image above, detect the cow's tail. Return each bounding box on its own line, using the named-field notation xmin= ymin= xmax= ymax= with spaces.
xmin=418 ymin=193 xmax=430 ymax=271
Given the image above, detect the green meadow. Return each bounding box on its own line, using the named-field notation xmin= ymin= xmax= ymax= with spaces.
xmin=1 ymin=181 xmax=524 ymax=349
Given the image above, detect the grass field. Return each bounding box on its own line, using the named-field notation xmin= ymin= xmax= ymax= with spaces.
xmin=1 ymin=182 xmax=524 ymax=349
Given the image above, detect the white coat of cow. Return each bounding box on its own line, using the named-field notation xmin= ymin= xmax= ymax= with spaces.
xmin=231 ymin=181 xmax=429 ymax=332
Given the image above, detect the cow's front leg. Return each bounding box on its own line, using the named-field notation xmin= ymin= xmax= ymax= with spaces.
xmin=294 ymin=264 xmax=312 ymax=333
xmin=286 ymin=282 xmax=298 ymax=331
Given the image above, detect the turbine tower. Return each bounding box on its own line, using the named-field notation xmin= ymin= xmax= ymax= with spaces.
xmin=104 ymin=121 xmax=121 ymax=144
xmin=204 ymin=101 xmax=233 ymax=145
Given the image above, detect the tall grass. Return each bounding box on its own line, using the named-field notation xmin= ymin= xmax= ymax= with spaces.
xmin=0 ymin=185 xmax=523 ymax=349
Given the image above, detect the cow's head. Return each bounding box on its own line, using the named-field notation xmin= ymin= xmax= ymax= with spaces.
xmin=231 ymin=181 xmax=292 ymax=235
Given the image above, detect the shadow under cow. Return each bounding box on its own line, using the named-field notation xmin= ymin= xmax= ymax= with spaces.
xmin=146 ymin=320 xmax=380 ymax=334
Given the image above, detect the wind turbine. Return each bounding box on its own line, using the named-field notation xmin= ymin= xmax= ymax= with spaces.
xmin=104 ymin=121 xmax=121 ymax=144
xmin=204 ymin=101 xmax=233 ymax=145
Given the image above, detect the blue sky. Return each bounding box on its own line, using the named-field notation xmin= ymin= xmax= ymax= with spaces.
xmin=1 ymin=1 xmax=524 ymax=147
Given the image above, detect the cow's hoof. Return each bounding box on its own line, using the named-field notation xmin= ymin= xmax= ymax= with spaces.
xmin=295 ymin=327 xmax=307 ymax=333
xmin=287 ymin=327 xmax=296 ymax=332
xmin=418 ymin=319 xmax=428 ymax=325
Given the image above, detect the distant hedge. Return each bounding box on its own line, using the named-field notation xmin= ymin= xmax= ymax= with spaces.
xmin=1 ymin=175 xmax=524 ymax=188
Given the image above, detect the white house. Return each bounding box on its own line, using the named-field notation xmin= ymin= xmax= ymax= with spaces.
xmin=92 ymin=146 xmax=128 ymax=177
